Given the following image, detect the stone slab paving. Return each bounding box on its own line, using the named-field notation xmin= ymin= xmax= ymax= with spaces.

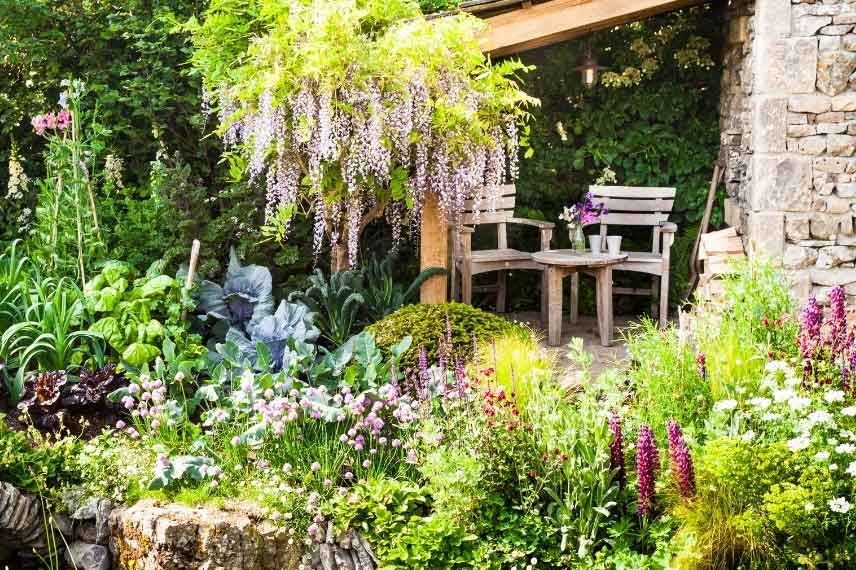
xmin=504 ymin=311 xmax=633 ymax=388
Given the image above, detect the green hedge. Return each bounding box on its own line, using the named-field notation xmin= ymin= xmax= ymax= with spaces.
xmin=366 ymin=303 xmax=521 ymax=369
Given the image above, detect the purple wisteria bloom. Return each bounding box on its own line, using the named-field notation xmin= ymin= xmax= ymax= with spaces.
xmin=636 ymin=424 xmax=659 ymax=518
xmin=667 ymin=419 xmax=696 ymax=499
xmin=608 ymin=411 xmax=626 ymax=489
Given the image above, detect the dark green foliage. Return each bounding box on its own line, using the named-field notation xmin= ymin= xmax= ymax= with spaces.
xmin=365 ymin=302 xmax=519 ymax=368
xmin=0 ymin=417 xmax=80 ymax=493
xmin=289 ymin=269 xmax=365 ymax=346
xmin=358 ymin=255 xmax=447 ymax=323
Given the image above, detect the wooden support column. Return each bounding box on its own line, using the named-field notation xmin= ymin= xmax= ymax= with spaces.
xmin=420 ymin=194 xmax=449 ymax=304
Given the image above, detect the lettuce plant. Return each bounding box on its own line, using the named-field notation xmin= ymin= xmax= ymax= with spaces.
xmin=196 ymin=249 xmax=274 ymax=334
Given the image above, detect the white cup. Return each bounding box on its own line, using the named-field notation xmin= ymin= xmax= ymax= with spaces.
xmin=588 ymin=235 xmax=602 ymax=255
xmin=607 ymin=236 xmax=622 ymax=256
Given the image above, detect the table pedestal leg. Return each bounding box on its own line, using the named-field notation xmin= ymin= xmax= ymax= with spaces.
xmin=595 ymin=267 xmax=614 ymax=347
xmin=547 ymin=266 xmax=564 ymax=347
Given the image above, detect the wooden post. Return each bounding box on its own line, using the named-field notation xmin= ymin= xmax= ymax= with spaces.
xmin=419 ymin=194 xmax=449 ymax=304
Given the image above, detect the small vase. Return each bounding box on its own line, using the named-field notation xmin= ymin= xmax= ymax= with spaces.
xmin=570 ymin=225 xmax=586 ymax=252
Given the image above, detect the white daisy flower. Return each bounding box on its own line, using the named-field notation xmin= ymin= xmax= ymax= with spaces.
xmin=714 ymin=399 xmax=738 ymax=412
xmin=825 ymin=390 xmax=846 ymax=403
xmin=788 ymin=435 xmax=811 ymax=452
xmin=829 ymin=497 xmax=852 ymax=513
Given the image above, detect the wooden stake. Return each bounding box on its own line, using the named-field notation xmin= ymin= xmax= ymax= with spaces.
xmin=185 ymin=239 xmax=201 ymax=290
xmin=686 ymin=163 xmax=724 ymax=299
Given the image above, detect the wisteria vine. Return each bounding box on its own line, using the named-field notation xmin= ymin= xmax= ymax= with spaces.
xmin=193 ymin=0 xmax=536 ymax=267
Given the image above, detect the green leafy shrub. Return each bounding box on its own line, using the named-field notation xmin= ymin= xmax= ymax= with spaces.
xmin=330 ymin=478 xmax=484 ymax=570
xmin=366 ymin=302 xmax=520 ymax=368
xmin=0 ymin=418 xmax=80 ymax=493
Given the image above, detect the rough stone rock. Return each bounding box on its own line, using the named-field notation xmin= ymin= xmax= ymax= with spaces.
xmin=790 ymin=94 xmax=831 ymax=113
xmin=817 ymin=50 xmax=856 ymax=96
xmin=788 ymin=124 xmax=816 ymax=137
xmin=844 ymin=33 xmax=856 ymax=51
xmin=760 ymin=38 xmax=818 ymax=93
xmin=837 ymin=182 xmax=856 ymax=197
xmin=748 ymin=211 xmax=786 ymax=261
xmin=755 ymin=97 xmax=788 ymax=152
xmin=798 ymin=135 xmax=828 ymax=154
xmin=751 ymin=156 xmax=813 ymax=211
xmin=65 ymin=542 xmax=110 ymax=570
xmin=784 ymin=245 xmax=819 ymax=268
xmin=95 ymin=499 xmax=112 ymax=546
xmin=811 ymin=267 xmax=856 ymax=286
xmin=817 ymin=245 xmax=856 ymax=268
xmin=786 ymin=216 xmax=812 ymax=241
xmin=0 ymin=482 xmax=49 ymax=553
xmin=833 ymin=92 xmax=856 ymax=111
xmin=820 ymin=24 xmax=854 ymax=36
xmin=794 ymin=15 xmax=832 ymax=36
xmin=811 ymin=215 xmax=844 ymax=239
xmin=818 ymin=122 xmax=849 ymax=134
xmin=828 ymin=134 xmax=856 ymax=156
xmin=109 ymin=500 xmax=303 ymax=570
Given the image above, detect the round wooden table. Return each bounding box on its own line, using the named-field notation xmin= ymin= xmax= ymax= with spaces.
xmin=532 ymin=250 xmax=628 ymax=347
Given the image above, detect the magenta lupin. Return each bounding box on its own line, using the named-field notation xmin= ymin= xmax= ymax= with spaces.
xmin=608 ymin=411 xmax=626 ymax=489
xmin=636 ymin=424 xmax=659 ymax=518
xmin=667 ymin=419 xmax=696 ymax=499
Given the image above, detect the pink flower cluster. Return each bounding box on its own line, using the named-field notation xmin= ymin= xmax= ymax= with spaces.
xmin=608 ymin=411 xmax=625 ymax=489
xmin=31 ymin=110 xmax=71 ymax=136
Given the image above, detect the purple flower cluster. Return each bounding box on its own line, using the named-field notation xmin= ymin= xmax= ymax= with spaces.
xmin=666 ymin=419 xmax=696 ymax=499
xmin=696 ymin=352 xmax=707 ymax=382
xmin=560 ymin=192 xmax=608 ymax=227
xmin=636 ymin=424 xmax=659 ymax=518
xmin=608 ymin=411 xmax=625 ymax=489
xmin=799 ymin=296 xmax=823 ymax=361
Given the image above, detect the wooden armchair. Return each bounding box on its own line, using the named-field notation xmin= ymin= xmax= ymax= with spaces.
xmin=450 ymin=184 xmax=554 ymax=313
xmin=571 ymin=185 xmax=677 ymax=328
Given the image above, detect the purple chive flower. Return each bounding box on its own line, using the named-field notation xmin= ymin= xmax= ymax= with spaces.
xmin=636 ymin=424 xmax=659 ymax=518
xmin=667 ymin=419 xmax=696 ymax=499
xmin=231 ymin=436 xmax=241 ymax=447
xmin=311 ymin=462 xmax=321 ymax=473
xmin=608 ymin=411 xmax=625 ymax=489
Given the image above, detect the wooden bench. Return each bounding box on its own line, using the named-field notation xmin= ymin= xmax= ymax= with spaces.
xmin=570 ymin=185 xmax=677 ymax=328
xmin=450 ymin=184 xmax=554 ymax=313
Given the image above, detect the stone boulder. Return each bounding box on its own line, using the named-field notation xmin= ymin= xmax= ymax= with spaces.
xmin=109 ymin=500 xmax=303 ymax=570
xmin=0 ymin=481 xmax=49 ymax=553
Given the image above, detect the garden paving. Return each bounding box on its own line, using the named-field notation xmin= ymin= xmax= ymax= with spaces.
xmin=504 ymin=312 xmax=632 ymax=388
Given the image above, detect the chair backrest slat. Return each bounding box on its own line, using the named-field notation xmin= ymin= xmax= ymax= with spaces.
xmin=590 ymin=185 xmax=677 ymax=255
xmin=462 ymin=184 xmax=517 ymax=227
xmin=590 ymin=186 xmax=677 ymax=199
xmin=601 ymin=212 xmax=671 ymax=226
xmin=600 ymin=198 xmax=674 ymax=212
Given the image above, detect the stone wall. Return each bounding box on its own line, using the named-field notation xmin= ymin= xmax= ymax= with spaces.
xmin=723 ymin=0 xmax=856 ymax=304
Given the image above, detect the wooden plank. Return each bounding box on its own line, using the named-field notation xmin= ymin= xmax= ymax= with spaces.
xmin=599 ymin=198 xmax=675 ymax=213
xmin=602 ymin=212 xmax=670 ymax=226
xmin=464 ymin=196 xmax=516 ymax=211
xmin=420 ymin=194 xmax=449 ymax=303
xmin=590 ymin=186 xmax=677 ymax=198
xmin=471 ymin=184 xmax=517 ymax=200
xmin=462 ymin=211 xmax=510 ymax=225
xmin=481 ymin=0 xmax=704 ymax=56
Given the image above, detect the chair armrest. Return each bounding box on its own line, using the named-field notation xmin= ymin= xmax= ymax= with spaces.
xmin=659 ymin=222 xmax=678 ymax=233
xmin=507 ymin=217 xmax=556 ymax=230
xmin=456 ymin=226 xmax=475 ymax=234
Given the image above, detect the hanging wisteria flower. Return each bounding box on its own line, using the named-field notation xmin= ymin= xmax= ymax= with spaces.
xmin=190 ymin=0 xmax=536 ymax=267
xmin=667 ymin=418 xmax=696 ymax=499
xmin=636 ymin=424 xmax=659 ymax=517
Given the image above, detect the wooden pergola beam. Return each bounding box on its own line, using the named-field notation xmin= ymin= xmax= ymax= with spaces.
xmin=482 ymin=0 xmax=705 ymax=56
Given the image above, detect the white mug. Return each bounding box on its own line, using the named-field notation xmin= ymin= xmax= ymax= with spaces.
xmin=588 ymin=235 xmax=602 ymax=255
xmin=607 ymin=236 xmax=622 ymax=256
